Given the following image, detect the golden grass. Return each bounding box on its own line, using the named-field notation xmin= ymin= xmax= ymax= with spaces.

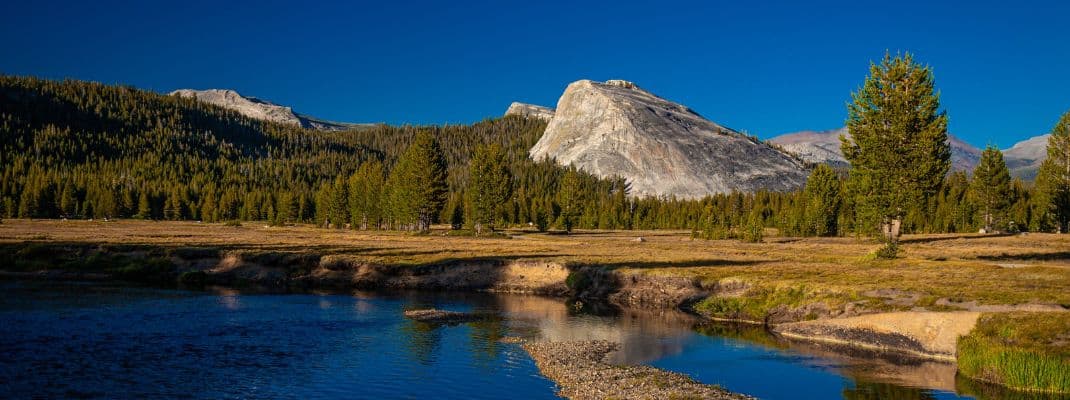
xmin=2 ymin=219 xmax=1069 ymax=308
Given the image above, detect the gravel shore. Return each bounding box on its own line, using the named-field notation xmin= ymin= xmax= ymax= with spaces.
xmin=522 ymin=340 xmax=752 ymax=400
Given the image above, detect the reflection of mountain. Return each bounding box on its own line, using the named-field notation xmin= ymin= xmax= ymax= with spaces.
xmin=492 ymin=294 xmax=701 ymax=364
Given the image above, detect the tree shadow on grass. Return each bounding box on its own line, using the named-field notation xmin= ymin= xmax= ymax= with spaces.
xmin=569 ymin=259 xmax=769 ymax=270
xmin=977 ymin=251 xmax=1070 ymax=261
xmin=899 ymin=234 xmax=1014 ymax=244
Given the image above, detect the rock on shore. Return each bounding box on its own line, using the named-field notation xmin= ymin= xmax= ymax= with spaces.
xmin=522 ymin=340 xmax=751 ymax=400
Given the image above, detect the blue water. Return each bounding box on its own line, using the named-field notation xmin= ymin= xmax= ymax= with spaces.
xmin=0 ymin=281 xmax=1061 ymax=399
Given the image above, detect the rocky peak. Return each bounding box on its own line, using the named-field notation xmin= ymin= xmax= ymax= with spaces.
xmin=1003 ymin=134 xmax=1050 ymax=180
xmin=505 ymin=102 xmax=555 ymax=121
xmin=530 ymin=79 xmax=809 ymax=198
xmin=170 ymin=88 xmax=365 ymax=131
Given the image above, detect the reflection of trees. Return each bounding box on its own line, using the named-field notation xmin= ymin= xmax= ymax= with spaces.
xmin=468 ymin=319 xmax=506 ymax=368
xmin=399 ymin=295 xmax=443 ymax=365
xmin=400 ymin=320 xmax=441 ymax=365
xmin=694 ymin=323 xmax=786 ymax=350
xmin=842 ymin=382 xmax=938 ymax=400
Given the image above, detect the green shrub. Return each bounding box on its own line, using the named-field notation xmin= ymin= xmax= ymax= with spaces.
xmin=874 ymin=241 xmax=898 ymax=259
xmin=565 ymin=270 xmax=592 ymax=293
xmin=223 ymin=220 xmax=242 ymax=227
xmin=112 ymin=258 xmax=176 ymax=284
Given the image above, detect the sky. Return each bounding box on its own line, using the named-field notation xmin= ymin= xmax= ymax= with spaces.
xmin=2 ymin=0 xmax=1068 ymax=148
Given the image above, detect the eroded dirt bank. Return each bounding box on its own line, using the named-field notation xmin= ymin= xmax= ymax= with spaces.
xmin=772 ymin=312 xmax=982 ymax=361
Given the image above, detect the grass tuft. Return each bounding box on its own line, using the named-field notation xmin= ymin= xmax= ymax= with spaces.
xmin=957 ymin=312 xmax=1070 ymax=393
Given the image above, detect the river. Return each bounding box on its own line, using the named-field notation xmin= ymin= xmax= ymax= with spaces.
xmin=0 ymin=281 xmax=1063 ymax=399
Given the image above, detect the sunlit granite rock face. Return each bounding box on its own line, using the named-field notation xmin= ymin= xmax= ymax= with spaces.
xmin=529 ymin=79 xmax=809 ymax=198
xmin=170 ymin=89 xmax=363 ymax=131
xmin=505 ymin=102 xmax=555 ymax=121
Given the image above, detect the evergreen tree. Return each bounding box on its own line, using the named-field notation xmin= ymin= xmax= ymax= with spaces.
xmin=969 ymin=145 xmax=1012 ymax=233
xmin=803 ymin=164 xmax=842 ymax=236
xmin=1034 ymin=111 xmax=1070 ymax=233
xmin=842 ymin=52 xmax=951 ymax=247
xmin=385 ymin=131 xmax=448 ymax=231
xmin=465 ymin=144 xmax=512 ymax=234
xmin=136 ymin=191 xmax=152 ymax=220
xmin=329 ymin=176 xmax=349 ymax=228
xmin=557 ymin=168 xmax=583 ymax=233
xmin=348 ymin=160 xmax=385 ymax=230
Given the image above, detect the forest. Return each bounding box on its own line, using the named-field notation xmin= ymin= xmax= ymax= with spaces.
xmin=1 ymin=74 xmax=1067 ymax=238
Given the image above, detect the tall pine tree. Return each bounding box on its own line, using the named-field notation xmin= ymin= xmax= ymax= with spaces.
xmin=1034 ymin=110 xmax=1070 ymax=233
xmin=842 ymin=52 xmax=950 ymax=247
xmin=804 ymin=164 xmax=842 ymax=236
xmin=969 ymin=145 xmax=1012 ymax=233
xmin=385 ymin=131 xmax=448 ymax=231
xmin=348 ymin=160 xmax=385 ymax=230
xmin=465 ymin=144 xmax=512 ymax=234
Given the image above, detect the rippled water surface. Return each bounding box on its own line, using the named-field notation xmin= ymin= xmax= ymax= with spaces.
xmin=1 ymin=281 xmax=1063 ymax=399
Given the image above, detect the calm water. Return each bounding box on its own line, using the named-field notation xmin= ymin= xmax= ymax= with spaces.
xmin=0 ymin=281 xmax=1063 ymax=399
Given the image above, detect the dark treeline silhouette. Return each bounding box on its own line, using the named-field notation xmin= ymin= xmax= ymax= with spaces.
xmin=1 ymin=75 xmax=1064 ymax=236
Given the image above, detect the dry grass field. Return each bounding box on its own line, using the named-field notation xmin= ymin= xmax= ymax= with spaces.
xmin=2 ymin=218 xmax=1068 ymax=309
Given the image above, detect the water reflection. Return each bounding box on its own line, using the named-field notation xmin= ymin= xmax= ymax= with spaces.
xmin=4 ymin=282 xmax=1067 ymax=400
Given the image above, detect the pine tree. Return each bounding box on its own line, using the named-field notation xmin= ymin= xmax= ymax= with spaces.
xmin=465 ymin=144 xmax=512 ymax=234
xmin=136 ymin=190 xmax=152 ymax=220
xmin=842 ymin=52 xmax=951 ymax=247
xmin=1034 ymin=110 xmax=1070 ymax=233
xmin=803 ymin=164 xmax=842 ymax=236
xmin=969 ymin=145 xmax=1012 ymax=233
xmin=329 ymin=176 xmax=349 ymax=228
xmin=347 ymin=161 xmax=384 ymax=230
xmin=385 ymin=131 xmax=448 ymax=231
xmin=557 ymin=168 xmax=583 ymax=233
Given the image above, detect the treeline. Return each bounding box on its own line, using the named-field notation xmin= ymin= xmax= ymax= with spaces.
xmin=2 ymin=74 xmax=1067 ymax=237
xmin=0 ymin=75 xmax=670 ymax=230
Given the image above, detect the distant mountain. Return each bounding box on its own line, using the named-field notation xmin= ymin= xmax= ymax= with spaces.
xmin=769 ymin=128 xmax=984 ymax=173
xmin=505 ymin=102 xmax=554 ymax=121
xmin=766 ymin=128 xmax=850 ymax=168
xmin=530 ymin=79 xmax=808 ymax=199
xmin=1003 ymin=134 xmax=1050 ymax=180
xmin=169 ymin=89 xmax=372 ymax=131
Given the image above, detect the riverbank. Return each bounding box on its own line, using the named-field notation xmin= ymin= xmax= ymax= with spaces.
xmin=2 ymin=219 xmax=1069 ymax=394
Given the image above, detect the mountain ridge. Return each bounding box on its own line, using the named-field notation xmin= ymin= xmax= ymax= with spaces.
xmin=170 ymin=88 xmax=373 ymax=131
xmin=769 ymin=128 xmax=1047 ymax=179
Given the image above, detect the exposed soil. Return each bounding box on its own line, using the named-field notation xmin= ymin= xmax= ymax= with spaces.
xmin=773 ymin=311 xmax=983 ymax=360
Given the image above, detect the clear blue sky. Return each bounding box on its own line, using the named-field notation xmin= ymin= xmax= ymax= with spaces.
xmin=2 ymin=0 xmax=1068 ymax=147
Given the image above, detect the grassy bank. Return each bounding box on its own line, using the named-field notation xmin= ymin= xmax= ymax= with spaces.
xmin=957 ymin=312 xmax=1070 ymax=393
xmin=2 ymin=219 xmax=1069 ymax=308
